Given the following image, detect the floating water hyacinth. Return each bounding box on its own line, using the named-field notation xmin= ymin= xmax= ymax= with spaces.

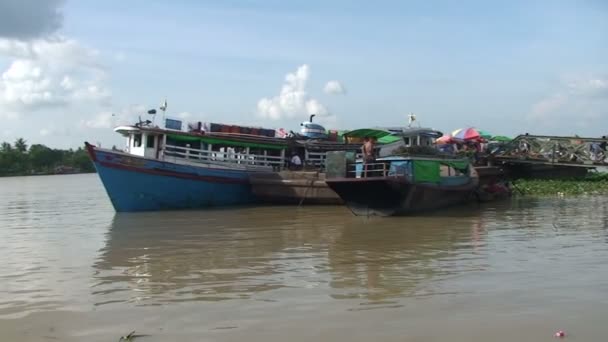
xmin=514 ymin=173 xmax=608 ymax=196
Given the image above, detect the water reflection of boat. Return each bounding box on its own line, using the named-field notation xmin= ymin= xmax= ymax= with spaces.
xmin=92 ymin=207 xmax=489 ymax=306
xmin=92 ymin=208 xmax=351 ymax=305
xmin=325 ymin=210 xmax=486 ymax=302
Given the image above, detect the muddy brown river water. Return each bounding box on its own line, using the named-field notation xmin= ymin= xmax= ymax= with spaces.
xmin=1 ymin=174 xmax=607 ymax=341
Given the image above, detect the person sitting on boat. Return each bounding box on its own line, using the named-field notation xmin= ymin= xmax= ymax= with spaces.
xmin=290 ymin=152 xmax=302 ymax=170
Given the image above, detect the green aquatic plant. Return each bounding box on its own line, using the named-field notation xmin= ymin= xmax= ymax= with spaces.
xmin=513 ymin=173 xmax=608 ymax=196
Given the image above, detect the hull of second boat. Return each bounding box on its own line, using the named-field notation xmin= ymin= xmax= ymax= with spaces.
xmin=327 ymin=177 xmax=476 ymax=216
xmin=87 ymin=144 xmax=255 ymax=212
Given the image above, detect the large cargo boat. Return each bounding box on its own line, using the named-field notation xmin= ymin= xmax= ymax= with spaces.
xmin=86 ymin=111 xmax=362 ymax=211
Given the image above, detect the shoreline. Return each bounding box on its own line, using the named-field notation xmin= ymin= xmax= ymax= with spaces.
xmin=0 ymin=171 xmax=96 ymax=178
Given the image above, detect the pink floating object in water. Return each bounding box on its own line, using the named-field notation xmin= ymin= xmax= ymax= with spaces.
xmin=554 ymin=330 xmax=565 ymax=338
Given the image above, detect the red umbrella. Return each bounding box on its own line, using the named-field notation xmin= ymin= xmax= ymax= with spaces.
xmin=452 ymin=127 xmax=481 ymax=141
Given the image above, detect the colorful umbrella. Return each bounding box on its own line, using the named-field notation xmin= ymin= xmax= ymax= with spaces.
xmin=435 ymin=135 xmax=453 ymax=144
xmin=451 ymin=127 xmax=481 ymax=141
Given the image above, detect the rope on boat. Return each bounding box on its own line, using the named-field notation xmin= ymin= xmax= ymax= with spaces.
xmin=298 ymin=175 xmax=317 ymax=207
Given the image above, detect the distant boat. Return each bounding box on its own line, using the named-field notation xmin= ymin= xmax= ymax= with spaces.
xmin=325 ymin=154 xmax=479 ymax=216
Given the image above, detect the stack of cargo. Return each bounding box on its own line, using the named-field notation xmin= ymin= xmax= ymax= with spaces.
xmin=206 ymin=123 xmax=276 ymax=137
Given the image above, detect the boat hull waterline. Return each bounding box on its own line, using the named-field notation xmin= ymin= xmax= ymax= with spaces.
xmin=85 ymin=143 xmax=255 ymax=212
xmin=326 ymin=177 xmax=478 ymax=216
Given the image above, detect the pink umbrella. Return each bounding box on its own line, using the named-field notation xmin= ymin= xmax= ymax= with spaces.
xmin=435 ymin=135 xmax=453 ymax=144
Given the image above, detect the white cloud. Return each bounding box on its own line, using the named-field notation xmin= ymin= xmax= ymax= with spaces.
xmin=0 ymin=37 xmax=110 ymax=116
xmin=113 ymin=51 xmax=126 ymax=62
xmin=531 ymin=93 xmax=568 ymax=119
xmin=566 ymin=76 xmax=608 ymax=97
xmin=256 ymin=64 xmax=333 ymax=122
xmin=38 ymin=124 xmax=71 ymax=137
xmin=323 ymin=80 xmax=346 ymax=95
xmin=82 ymin=112 xmax=114 ymax=129
xmin=0 ymin=111 xmax=19 ymax=120
xmin=529 ymin=75 xmax=608 ymax=123
xmin=82 ymin=104 xmax=147 ymax=129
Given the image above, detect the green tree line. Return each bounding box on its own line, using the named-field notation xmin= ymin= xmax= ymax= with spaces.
xmin=0 ymin=138 xmax=95 ymax=177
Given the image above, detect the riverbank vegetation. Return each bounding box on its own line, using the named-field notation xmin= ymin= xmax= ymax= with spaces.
xmin=513 ymin=173 xmax=608 ymax=196
xmin=0 ymin=138 xmax=95 ymax=177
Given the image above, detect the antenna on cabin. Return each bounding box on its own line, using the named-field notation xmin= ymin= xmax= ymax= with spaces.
xmin=159 ymin=98 xmax=167 ymax=127
xmin=147 ymin=109 xmax=157 ymax=126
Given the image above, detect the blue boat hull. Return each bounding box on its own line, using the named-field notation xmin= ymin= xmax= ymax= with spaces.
xmin=86 ymin=143 xmax=255 ymax=212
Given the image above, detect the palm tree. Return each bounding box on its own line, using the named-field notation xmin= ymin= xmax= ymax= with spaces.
xmin=1 ymin=142 xmax=11 ymax=153
xmin=14 ymin=138 xmax=27 ymax=153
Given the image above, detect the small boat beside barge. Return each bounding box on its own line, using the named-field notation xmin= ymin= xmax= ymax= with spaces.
xmin=248 ymin=126 xmax=446 ymax=205
xmin=325 ymin=153 xmax=479 ymax=216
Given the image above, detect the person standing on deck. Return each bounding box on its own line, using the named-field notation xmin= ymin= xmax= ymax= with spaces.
xmin=362 ymin=137 xmax=376 ymax=177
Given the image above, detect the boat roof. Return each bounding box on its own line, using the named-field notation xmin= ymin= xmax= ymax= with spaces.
xmin=343 ymin=127 xmax=443 ymax=140
xmin=113 ymin=125 xmax=362 ymax=151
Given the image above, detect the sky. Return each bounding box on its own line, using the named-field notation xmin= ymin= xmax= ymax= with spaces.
xmin=0 ymin=0 xmax=606 ymax=149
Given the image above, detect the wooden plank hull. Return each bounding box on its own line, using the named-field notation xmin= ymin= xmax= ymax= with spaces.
xmin=326 ymin=177 xmax=478 ymax=216
xmin=249 ymin=171 xmax=343 ymax=205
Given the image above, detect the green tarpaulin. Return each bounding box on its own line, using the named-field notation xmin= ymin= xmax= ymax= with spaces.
xmin=442 ymin=160 xmax=469 ymax=171
xmin=343 ymin=128 xmax=393 ymax=139
xmin=413 ymin=160 xmax=441 ymax=183
xmin=378 ymin=135 xmax=402 ymax=144
xmin=491 ymin=135 xmax=512 ymax=142
xmin=478 ymin=130 xmax=493 ymax=139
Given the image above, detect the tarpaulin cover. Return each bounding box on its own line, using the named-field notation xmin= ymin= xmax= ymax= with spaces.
xmin=413 ymin=160 xmax=441 ymax=183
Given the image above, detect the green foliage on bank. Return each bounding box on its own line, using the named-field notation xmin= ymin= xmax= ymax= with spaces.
xmin=0 ymin=138 xmax=95 ymax=177
xmin=513 ymin=173 xmax=608 ymax=196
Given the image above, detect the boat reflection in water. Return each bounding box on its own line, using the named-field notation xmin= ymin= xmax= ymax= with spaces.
xmin=91 ymin=205 xmax=494 ymax=308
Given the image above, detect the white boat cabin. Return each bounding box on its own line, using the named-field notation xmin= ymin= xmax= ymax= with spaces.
xmin=341 ymin=127 xmax=443 ymax=158
xmin=114 ymin=118 xmax=289 ymax=171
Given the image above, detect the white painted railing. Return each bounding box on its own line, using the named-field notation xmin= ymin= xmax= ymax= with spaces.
xmin=304 ymin=151 xmax=327 ymax=169
xmin=163 ymin=144 xmax=286 ymax=169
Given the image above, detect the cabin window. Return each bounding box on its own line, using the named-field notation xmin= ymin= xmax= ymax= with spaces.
xmin=133 ymin=134 xmax=142 ymax=147
xmin=146 ymin=135 xmax=156 ymax=148
xmin=404 ymin=137 xmax=410 ymax=146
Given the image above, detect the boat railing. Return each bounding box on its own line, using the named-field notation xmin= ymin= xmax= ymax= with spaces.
xmin=346 ymin=161 xmax=411 ymax=179
xmin=304 ymin=151 xmax=327 ymax=169
xmin=163 ymin=144 xmax=285 ymax=169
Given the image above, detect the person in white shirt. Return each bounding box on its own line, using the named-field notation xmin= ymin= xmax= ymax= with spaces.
xmin=290 ymin=153 xmax=302 ymax=170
